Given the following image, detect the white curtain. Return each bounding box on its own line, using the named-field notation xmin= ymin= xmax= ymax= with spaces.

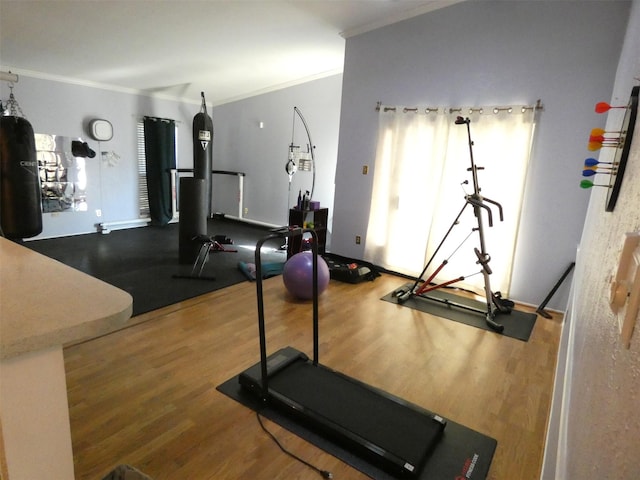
xmin=364 ymin=106 xmax=537 ymax=297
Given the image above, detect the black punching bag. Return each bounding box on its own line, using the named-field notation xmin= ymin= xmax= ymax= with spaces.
xmin=0 ymin=116 xmax=42 ymax=239
xmin=192 ymin=91 xmax=213 ymax=216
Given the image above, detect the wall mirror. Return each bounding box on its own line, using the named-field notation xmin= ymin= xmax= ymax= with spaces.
xmin=35 ymin=134 xmax=89 ymax=213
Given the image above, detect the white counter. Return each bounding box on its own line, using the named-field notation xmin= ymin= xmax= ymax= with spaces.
xmin=0 ymin=237 xmax=133 ymax=479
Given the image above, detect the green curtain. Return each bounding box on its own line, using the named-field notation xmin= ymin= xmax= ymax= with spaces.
xmin=143 ymin=117 xmax=175 ymax=226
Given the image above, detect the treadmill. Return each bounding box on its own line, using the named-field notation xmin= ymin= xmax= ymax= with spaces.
xmin=239 ymin=228 xmax=447 ymax=478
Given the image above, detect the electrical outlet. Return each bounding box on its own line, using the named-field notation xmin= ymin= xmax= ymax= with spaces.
xmin=96 ymin=209 xmax=102 ymax=217
xmin=362 ymin=165 xmax=369 ymax=175
xmin=244 ymin=207 xmax=248 ymax=215
xmin=355 ymin=235 xmax=361 ymax=244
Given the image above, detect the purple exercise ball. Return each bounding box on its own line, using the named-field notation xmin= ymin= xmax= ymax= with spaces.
xmin=282 ymin=251 xmax=330 ymax=300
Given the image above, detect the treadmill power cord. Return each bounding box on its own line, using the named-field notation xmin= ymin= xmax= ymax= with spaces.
xmin=256 ymin=411 xmax=333 ymax=479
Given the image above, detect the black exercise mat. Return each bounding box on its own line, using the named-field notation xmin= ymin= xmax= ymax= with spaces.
xmin=217 ymin=374 xmax=496 ymax=480
xmin=382 ymin=284 xmax=536 ymax=341
xmin=25 ymin=218 xmax=285 ymax=316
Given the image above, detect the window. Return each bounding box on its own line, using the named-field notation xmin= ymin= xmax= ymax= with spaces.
xmin=136 ymin=121 xmax=149 ymax=218
xmin=365 ymin=106 xmax=537 ymax=296
xmin=137 ymin=119 xmax=178 ymax=220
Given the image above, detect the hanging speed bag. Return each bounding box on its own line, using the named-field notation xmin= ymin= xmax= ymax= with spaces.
xmin=192 ymin=92 xmax=213 ymax=215
xmin=0 ymin=116 xmax=43 ymax=239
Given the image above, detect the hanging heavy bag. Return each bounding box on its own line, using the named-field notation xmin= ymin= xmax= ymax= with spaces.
xmin=178 ymin=177 xmax=207 ymax=264
xmin=0 ymin=115 xmax=42 ymax=239
xmin=192 ymin=91 xmax=213 ymax=216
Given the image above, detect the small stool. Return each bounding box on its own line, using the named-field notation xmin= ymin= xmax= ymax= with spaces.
xmin=190 ymin=234 xmax=216 ymax=278
xmin=173 ymin=234 xmax=237 ymax=281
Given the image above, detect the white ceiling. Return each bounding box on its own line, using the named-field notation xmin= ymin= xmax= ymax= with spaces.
xmin=0 ymin=0 xmax=460 ymax=106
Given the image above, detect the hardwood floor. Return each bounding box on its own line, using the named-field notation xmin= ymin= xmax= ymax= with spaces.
xmin=64 ymin=273 xmax=562 ymax=480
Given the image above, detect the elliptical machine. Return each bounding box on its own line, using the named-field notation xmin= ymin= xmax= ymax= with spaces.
xmin=395 ymin=116 xmax=513 ymax=333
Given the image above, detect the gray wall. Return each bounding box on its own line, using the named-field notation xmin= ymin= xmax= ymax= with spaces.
xmin=333 ymin=0 xmax=630 ymax=309
xmin=557 ymin=0 xmax=640 ymax=479
xmin=211 ymin=75 xmax=342 ymax=230
xmin=0 ymin=74 xmax=341 ymax=240
xmin=544 ymin=1 xmax=640 ymax=477
xmin=3 ymin=3 xmax=639 ymax=475
xmin=0 ymin=78 xmax=199 ymax=238
xmin=2 ymin=1 xmax=630 ymax=314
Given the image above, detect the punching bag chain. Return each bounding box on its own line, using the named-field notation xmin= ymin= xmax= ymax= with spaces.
xmin=4 ymin=82 xmax=25 ymax=118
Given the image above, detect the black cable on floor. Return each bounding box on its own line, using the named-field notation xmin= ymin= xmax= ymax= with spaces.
xmin=256 ymin=410 xmax=332 ymax=479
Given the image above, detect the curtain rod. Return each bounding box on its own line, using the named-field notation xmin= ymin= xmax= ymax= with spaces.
xmin=375 ymin=99 xmax=544 ymax=114
xmin=138 ymin=115 xmax=182 ymax=124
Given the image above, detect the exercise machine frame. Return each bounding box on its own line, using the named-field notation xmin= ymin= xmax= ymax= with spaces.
xmin=395 ymin=116 xmax=512 ymax=333
xmin=238 ymin=227 xmax=447 ymax=478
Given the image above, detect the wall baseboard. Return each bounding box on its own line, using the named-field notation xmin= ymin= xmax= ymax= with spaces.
xmin=97 ymin=218 xmax=150 ymax=234
xmin=540 ymin=258 xmax=578 ymax=479
xmin=224 ymin=215 xmax=279 ymax=229
xmin=95 ymin=215 xmax=277 ymax=235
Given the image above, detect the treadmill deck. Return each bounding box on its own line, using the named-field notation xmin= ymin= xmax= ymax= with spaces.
xmin=239 ymin=346 xmax=446 ymax=477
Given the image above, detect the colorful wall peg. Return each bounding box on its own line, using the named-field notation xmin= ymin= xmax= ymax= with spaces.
xmin=595 ymin=102 xmax=629 ymax=113
xmin=580 ymin=179 xmax=610 ymax=189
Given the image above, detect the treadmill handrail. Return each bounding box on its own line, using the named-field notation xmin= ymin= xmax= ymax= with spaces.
xmin=255 ymin=227 xmax=319 ymax=400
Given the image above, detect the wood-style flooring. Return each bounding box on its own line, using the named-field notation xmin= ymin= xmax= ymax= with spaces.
xmin=64 ymin=273 xmax=562 ymax=480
